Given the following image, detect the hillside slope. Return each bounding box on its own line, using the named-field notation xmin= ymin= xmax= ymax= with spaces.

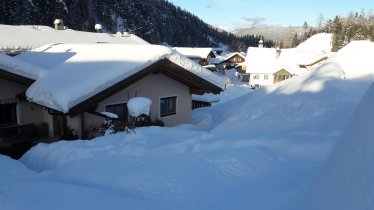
xmin=0 ymin=0 xmax=267 ymax=50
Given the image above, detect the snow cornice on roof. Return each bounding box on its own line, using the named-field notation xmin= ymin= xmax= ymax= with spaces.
xmin=173 ymin=47 xmax=216 ymax=59
xmin=0 ymin=52 xmax=45 ymax=81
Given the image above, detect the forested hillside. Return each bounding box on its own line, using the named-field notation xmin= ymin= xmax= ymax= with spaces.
xmin=0 ymin=0 xmax=274 ymax=51
xmin=291 ymin=11 xmax=374 ymax=51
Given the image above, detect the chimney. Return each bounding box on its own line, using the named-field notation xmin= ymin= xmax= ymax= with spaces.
xmin=275 ymin=47 xmax=281 ymax=59
xmin=95 ymin=24 xmax=102 ymax=33
xmin=123 ymin=28 xmax=130 ymax=37
xmin=258 ymin=39 xmax=264 ymax=48
xmin=54 ymin=19 xmax=64 ymax=30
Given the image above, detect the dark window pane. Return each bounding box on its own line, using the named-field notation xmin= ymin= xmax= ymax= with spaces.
xmin=0 ymin=103 xmax=17 ymax=126
xmin=105 ymin=103 xmax=128 ymax=121
xmin=160 ymin=96 xmax=177 ymax=117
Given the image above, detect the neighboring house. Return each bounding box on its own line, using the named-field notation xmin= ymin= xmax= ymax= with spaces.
xmin=244 ymin=47 xmax=293 ymax=88
xmin=242 ymin=33 xmax=332 ymax=88
xmin=219 ymin=52 xmax=246 ymax=70
xmin=10 ymin=43 xmax=223 ymax=139
xmin=173 ymin=47 xmax=216 ymax=66
xmin=0 ymin=24 xmax=149 ymax=55
xmin=0 ymin=53 xmax=49 ymax=142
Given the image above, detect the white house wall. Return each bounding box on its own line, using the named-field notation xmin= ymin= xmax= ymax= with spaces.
xmin=248 ymin=74 xmax=274 ymax=87
xmin=84 ymin=73 xmax=192 ymax=131
xmin=0 ymin=77 xmax=45 ymax=126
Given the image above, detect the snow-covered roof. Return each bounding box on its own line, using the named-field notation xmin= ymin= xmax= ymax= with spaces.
xmin=0 ymin=24 xmax=149 ymax=54
xmin=173 ymin=47 xmax=215 ymax=59
xmin=0 ymin=52 xmax=46 ymax=80
xmin=19 ymin=44 xmax=223 ymax=113
xmin=244 ymin=33 xmax=333 ymax=76
xmin=296 ymin=33 xmax=332 ymax=53
xmin=245 ymin=47 xmax=294 ymax=74
xmin=224 ymin=52 xmax=246 ymax=61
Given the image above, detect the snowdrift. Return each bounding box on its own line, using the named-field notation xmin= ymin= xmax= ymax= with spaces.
xmin=294 ymin=81 xmax=374 ymax=210
xmin=1 ymin=40 xmax=374 ymax=210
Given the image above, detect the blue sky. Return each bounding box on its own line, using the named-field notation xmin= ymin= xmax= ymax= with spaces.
xmin=167 ymin=0 xmax=374 ymax=31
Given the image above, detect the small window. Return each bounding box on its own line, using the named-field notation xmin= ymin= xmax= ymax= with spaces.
xmin=160 ymin=96 xmax=177 ymax=117
xmin=0 ymin=103 xmax=17 ymax=126
xmin=105 ymin=103 xmax=128 ymax=121
xmin=264 ymin=75 xmax=268 ymax=80
xmin=254 ymin=75 xmax=260 ymax=79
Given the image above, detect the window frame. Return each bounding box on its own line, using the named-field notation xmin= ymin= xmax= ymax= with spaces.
xmin=160 ymin=96 xmax=177 ymax=117
xmin=104 ymin=102 xmax=128 ymax=122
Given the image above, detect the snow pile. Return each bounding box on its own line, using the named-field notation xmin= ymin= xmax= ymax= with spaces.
xmin=206 ymin=61 xmax=370 ymax=135
xmin=127 ymin=97 xmax=152 ymax=117
xmin=332 ymin=40 xmax=374 ymax=79
xmin=0 ymin=52 xmax=45 ymax=80
xmin=296 ymin=33 xmax=332 ymax=53
xmin=294 ymin=82 xmax=374 ymax=210
xmin=0 ymin=24 xmax=149 ymax=53
xmin=1 ymin=40 xmax=373 ymax=210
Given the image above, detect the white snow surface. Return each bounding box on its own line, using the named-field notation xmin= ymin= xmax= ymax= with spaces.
xmin=1 ymin=40 xmax=374 ymax=210
xmin=21 ymin=44 xmax=223 ymax=113
xmin=173 ymin=47 xmax=214 ymax=59
xmin=0 ymin=24 xmax=149 ymax=53
xmin=296 ymin=33 xmax=332 ymax=53
xmin=127 ymin=97 xmax=152 ymax=117
xmin=293 ymin=81 xmax=374 ymax=210
xmin=0 ymin=52 xmax=45 ymax=80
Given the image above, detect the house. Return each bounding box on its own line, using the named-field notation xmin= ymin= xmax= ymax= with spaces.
xmin=0 ymin=24 xmax=149 ymax=55
xmin=242 ymin=33 xmax=333 ymax=88
xmin=8 ymin=43 xmax=223 ymax=139
xmin=0 ymin=53 xmax=49 ymax=142
xmin=219 ymin=52 xmax=246 ymax=70
xmin=244 ymin=47 xmax=293 ymax=88
xmin=173 ymin=47 xmax=216 ymax=66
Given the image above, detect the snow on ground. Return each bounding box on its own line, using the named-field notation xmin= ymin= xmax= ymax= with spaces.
xmin=1 ymin=40 xmax=374 ymax=210
xmin=291 ymin=81 xmax=374 ymax=210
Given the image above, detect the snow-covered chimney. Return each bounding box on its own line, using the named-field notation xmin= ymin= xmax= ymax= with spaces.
xmin=258 ymin=39 xmax=264 ymax=48
xmin=123 ymin=28 xmax=130 ymax=37
xmin=95 ymin=24 xmax=102 ymax=33
xmin=54 ymin=19 xmax=64 ymax=30
xmin=275 ymin=47 xmax=281 ymax=59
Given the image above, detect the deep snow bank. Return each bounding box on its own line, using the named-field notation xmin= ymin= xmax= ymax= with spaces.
xmin=294 ymin=82 xmax=374 ymax=210
xmin=198 ymin=40 xmax=374 ymax=136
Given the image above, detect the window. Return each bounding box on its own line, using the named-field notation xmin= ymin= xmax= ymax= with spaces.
xmin=105 ymin=103 xmax=128 ymax=121
xmin=160 ymin=96 xmax=177 ymax=117
xmin=264 ymin=75 xmax=268 ymax=80
xmin=254 ymin=74 xmax=260 ymax=79
xmin=0 ymin=103 xmax=17 ymax=126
